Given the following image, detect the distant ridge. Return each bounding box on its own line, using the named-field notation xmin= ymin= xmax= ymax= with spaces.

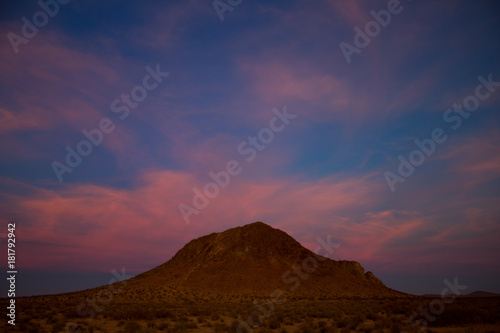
xmin=422 ymin=291 xmax=500 ymax=298
xmin=462 ymin=291 xmax=500 ymax=298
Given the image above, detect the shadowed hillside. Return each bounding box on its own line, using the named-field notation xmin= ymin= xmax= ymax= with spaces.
xmin=119 ymin=221 xmax=405 ymax=301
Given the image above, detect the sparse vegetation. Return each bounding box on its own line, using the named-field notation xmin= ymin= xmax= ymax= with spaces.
xmin=1 ymin=296 xmax=500 ymax=332
xmin=124 ymin=321 xmax=141 ymax=333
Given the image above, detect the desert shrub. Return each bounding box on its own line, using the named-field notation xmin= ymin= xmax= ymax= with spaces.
xmin=16 ymin=315 xmax=30 ymax=326
xmin=171 ymin=323 xmax=188 ymax=333
xmin=175 ymin=315 xmax=187 ymax=322
xmin=62 ymin=305 xmax=78 ymax=318
xmin=320 ymin=326 xmax=337 ymax=333
xmin=157 ymin=322 xmax=169 ymax=331
xmin=390 ymin=320 xmax=401 ymax=333
xmin=297 ymin=320 xmax=315 ymax=333
xmin=151 ymin=308 xmax=170 ymax=319
xmin=18 ymin=321 xmax=43 ymax=333
xmin=214 ymin=323 xmax=232 ymax=332
xmin=374 ymin=316 xmax=389 ymax=329
xmin=188 ymin=306 xmax=212 ymax=317
xmin=254 ymin=328 xmax=272 ymax=333
xmin=231 ymin=319 xmax=247 ymax=332
xmin=267 ymin=315 xmax=282 ymax=329
xmin=336 ymin=316 xmax=349 ymax=328
xmin=365 ymin=309 xmax=377 ymax=321
xmin=124 ymin=321 xmax=141 ymax=333
xmin=142 ymin=329 xmax=157 ymax=333
xmin=51 ymin=318 xmax=66 ymax=332
xmin=433 ymin=303 xmax=496 ymax=327
xmin=350 ymin=312 xmax=366 ymax=329
xmin=386 ymin=299 xmax=413 ymax=315
xmin=172 ymin=318 xmax=198 ymax=332
xmin=47 ymin=314 xmax=58 ymax=324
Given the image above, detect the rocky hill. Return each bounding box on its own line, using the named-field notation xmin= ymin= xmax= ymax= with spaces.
xmin=113 ymin=221 xmax=406 ymax=301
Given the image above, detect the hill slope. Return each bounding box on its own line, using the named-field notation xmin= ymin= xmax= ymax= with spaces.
xmin=116 ymin=221 xmax=406 ymax=301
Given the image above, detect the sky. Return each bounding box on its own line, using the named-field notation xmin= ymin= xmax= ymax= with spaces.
xmin=0 ymin=0 xmax=499 ymax=297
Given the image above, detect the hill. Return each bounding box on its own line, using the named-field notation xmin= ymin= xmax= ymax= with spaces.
xmin=110 ymin=221 xmax=405 ymax=302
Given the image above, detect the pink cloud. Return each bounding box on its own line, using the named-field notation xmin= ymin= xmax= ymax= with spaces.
xmin=0 ymin=26 xmax=179 ymax=167
xmin=0 ymin=170 xmax=380 ymax=272
xmin=328 ymin=0 xmax=368 ymax=28
xmin=2 ymin=148 xmax=499 ymax=277
xmin=0 ymin=29 xmax=124 ymax=132
xmin=240 ymin=60 xmax=348 ymax=109
xmin=432 ymin=130 xmax=500 ymax=191
xmin=126 ymin=0 xmax=212 ymax=51
xmin=236 ymin=53 xmax=444 ymax=129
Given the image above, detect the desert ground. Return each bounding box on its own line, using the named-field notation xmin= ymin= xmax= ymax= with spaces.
xmin=2 ymin=296 xmax=500 ymax=332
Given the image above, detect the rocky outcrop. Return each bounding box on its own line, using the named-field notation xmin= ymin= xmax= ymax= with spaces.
xmin=124 ymin=222 xmax=406 ymax=300
xmin=365 ymin=271 xmax=385 ymax=286
xmin=335 ymin=260 xmax=366 ymax=278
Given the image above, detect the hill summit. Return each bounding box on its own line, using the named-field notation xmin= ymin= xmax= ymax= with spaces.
xmin=120 ymin=222 xmax=405 ymax=301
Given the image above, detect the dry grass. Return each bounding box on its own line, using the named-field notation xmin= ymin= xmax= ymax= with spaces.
xmin=1 ymin=296 xmax=500 ymax=332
